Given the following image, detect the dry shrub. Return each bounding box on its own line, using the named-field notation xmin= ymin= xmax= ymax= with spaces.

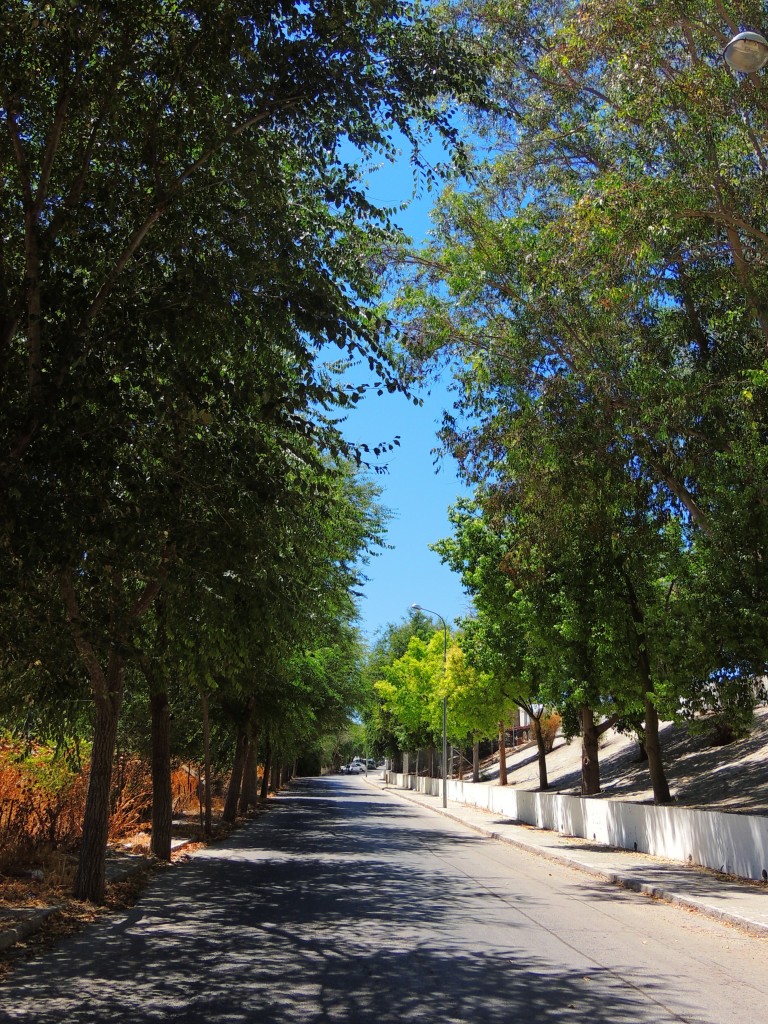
xmin=0 ymin=741 xmax=87 ymax=872
xmin=108 ymin=754 xmax=152 ymax=842
xmin=0 ymin=742 xmax=157 ymax=872
xmin=539 ymin=711 xmax=562 ymax=754
xmin=171 ymin=764 xmax=203 ymax=815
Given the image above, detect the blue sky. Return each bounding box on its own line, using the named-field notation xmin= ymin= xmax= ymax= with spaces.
xmin=333 ymin=139 xmax=474 ymax=642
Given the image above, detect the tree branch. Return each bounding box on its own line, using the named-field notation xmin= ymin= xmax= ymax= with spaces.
xmin=59 ymin=569 xmax=108 ymax=697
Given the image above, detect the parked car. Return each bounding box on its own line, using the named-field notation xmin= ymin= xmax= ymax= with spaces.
xmin=346 ymin=762 xmax=365 ymax=774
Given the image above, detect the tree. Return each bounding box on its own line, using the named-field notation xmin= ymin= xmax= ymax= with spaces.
xmin=1 ymin=1 xmax=480 ymax=901
xmin=1 ymin=1 xmax=481 ymax=475
xmin=362 ymin=609 xmax=437 ymax=765
xmin=396 ymin=0 xmax=768 ymax=793
xmin=434 ymin=500 xmax=554 ymax=790
xmin=375 ymin=632 xmax=448 ymax=769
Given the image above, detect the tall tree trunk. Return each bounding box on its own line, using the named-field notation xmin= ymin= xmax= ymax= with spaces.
xmin=472 ymin=740 xmax=480 ymax=783
xmin=237 ymin=741 xmax=253 ymax=813
xmin=644 ymin=695 xmax=672 ymax=804
xmin=580 ymin=708 xmax=618 ymax=796
xmin=222 ymin=729 xmax=247 ymax=823
xmin=580 ymin=706 xmax=602 ymax=796
xmin=618 ymin=560 xmax=673 ymax=805
xmin=530 ymin=715 xmax=549 ymax=791
xmin=270 ymin=758 xmax=281 ymax=793
xmin=498 ymin=722 xmax=508 ymax=786
xmin=150 ymin=689 xmax=172 ymax=861
xmin=201 ymin=689 xmax=212 ymax=837
xmin=60 ymin=561 xmax=167 ymax=903
xmin=238 ymin=727 xmax=259 ymax=814
xmin=260 ymin=742 xmax=272 ymax=800
xmin=74 ymin=650 xmax=124 ymax=903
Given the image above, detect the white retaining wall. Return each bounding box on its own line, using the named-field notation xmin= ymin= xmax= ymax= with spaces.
xmin=387 ymin=773 xmax=768 ymax=882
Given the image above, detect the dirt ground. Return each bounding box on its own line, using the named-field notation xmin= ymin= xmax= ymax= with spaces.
xmin=500 ymin=706 xmax=768 ymax=816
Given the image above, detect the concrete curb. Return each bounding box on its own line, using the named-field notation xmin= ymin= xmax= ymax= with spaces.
xmin=0 ymin=908 xmax=62 ymax=952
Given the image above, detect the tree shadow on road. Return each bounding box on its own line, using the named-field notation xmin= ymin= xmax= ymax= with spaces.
xmin=0 ymin=778 xmax=704 ymax=1024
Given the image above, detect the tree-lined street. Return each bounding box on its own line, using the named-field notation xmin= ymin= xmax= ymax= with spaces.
xmin=2 ymin=779 xmax=767 ymax=1023
xmin=3 ymin=4 xmax=768 ymax=1016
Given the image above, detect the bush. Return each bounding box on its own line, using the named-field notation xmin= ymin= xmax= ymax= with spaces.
xmin=0 ymin=742 xmax=157 ymax=872
xmin=108 ymin=754 xmax=152 ymax=841
xmin=0 ymin=739 xmax=87 ymax=870
xmin=171 ymin=764 xmax=204 ymax=814
xmin=538 ymin=711 xmax=562 ymax=754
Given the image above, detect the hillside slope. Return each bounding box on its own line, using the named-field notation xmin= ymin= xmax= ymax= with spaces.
xmin=489 ymin=707 xmax=768 ymax=816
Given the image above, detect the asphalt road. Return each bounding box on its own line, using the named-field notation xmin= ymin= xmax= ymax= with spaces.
xmin=1 ymin=776 xmax=768 ymax=1023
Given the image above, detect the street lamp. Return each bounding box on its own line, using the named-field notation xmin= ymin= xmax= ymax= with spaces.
xmin=724 ymin=30 xmax=768 ymax=73
xmin=412 ymin=603 xmax=448 ymax=808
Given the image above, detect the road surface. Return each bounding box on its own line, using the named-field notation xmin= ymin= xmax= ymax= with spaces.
xmin=1 ymin=776 xmax=767 ymax=1022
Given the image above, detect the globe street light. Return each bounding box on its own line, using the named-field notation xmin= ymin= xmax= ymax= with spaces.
xmin=724 ymin=30 xmax=768 ymax=73
xmin=412 ymin=603 xmax=448 ymax=808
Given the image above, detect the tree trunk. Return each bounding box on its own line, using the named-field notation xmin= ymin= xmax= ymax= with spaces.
xmin=644 ymin=695 xmax=672 ymax=804
xmin=270 ymin=758 xmax=281 ymax=793
xmin=238 ymin=728 xmax=259 ymax=814
xmin=530 ymin=715 xmax=549 ymax=791
xmin=150 ymin=689 xmax=172 ymax=861
xmin=580 ymin=706 xmax=602 ymax=796
xmin=201 ymin=689 xmax=212 ymax=837
xmin=260 ymin=742 xmax=272 ymax=800
xmin=222 ymin=729 xmax=247 ymax=823
xmin=618 ymin=559 xmax=673 ymax=805
xmin=498 ymin=722 xmax=508 ymax=786
xmin=60 ymin=563 xmax=166 ymax=903
xmin=472 ymin=741 xmax=480 ymax=783
xmin=74 ymin=651 xmax=124 ymax=903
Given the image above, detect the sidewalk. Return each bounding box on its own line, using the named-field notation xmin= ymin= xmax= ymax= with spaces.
xmin=0 ymin=837 xmax=191 ymax=954
xmin=366 ymin=773 xmax=768 ymax=938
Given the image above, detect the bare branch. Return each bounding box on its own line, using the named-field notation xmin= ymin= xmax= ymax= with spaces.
xmin=35 ymin=87 xmax=72 ymax=214
xmin=59 ymin=569 xmax=108 ymax=696
xmin=6 ymin=95 xmax=43 ymax=395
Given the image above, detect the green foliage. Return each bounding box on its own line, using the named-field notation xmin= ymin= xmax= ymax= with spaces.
xmin=312 ymin=720 xmax=367 ymax=774
xmin=0 ymin=3 xmax=482 ymax=873
xmin=5 ymin=738 xmax=84 ymax=798
xmin=397 ymin=0 xmax=768 ymax=743
xmin=362 ymin=610 xmax=441 ymax=755
xmin=375 ymin=633 xmax=448 ymax=749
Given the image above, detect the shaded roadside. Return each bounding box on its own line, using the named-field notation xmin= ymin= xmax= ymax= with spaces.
xmin=0 ymin=808 xmax=268 ymax=961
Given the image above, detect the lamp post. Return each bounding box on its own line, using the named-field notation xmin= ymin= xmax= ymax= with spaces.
xmin=724 ymin=30 xmax=768 ymax=73
xmin=412 ymin=603 xmax=448 ymax=808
